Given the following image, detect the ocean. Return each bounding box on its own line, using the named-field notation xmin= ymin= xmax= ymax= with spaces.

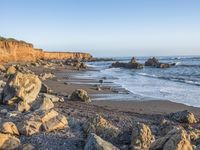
xmin=85 ymin=56 xmax=200 ymax=107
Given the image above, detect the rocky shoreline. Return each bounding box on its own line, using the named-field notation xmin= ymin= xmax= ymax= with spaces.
xmin=0 ymin=59 xmax=200 ymax=150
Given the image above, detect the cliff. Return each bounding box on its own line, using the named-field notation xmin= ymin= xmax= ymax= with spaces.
xmin=0 ymin=37 xmax=92 ymax=62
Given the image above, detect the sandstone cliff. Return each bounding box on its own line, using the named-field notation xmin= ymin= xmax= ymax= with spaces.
xmin=0 ymin=37 xmax=92 ymax=62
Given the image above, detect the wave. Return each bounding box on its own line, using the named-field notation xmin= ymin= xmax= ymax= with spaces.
xmin=175 ymin=64 xmax=200 ymax=67
xmin=137 ymin=73 xmax=200 ymax=86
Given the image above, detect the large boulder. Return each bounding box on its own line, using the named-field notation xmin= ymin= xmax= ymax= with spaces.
xmin=17 ymin=114 xmax=42 ymax=136
xmin=112 ymin=57 xmax=143 ymax=69
xmin=18 ymin=109 xmax=68 ymax=135
xmin=145 ymin=57 xmax=160 ymax=67
xmin=131 ymin=123 xmax=155 ymax=150
xmin=84 ymin=133 xmax=119 ymax=150
xmin=70 ymin=89 xmax=91 ymax=102
xmin=150 ymin=127 xmax=193 ymax=150
xmin=0 ymin=133 xmax=20 ymax=150
xmin=2 ymin=72 xmax=42 ymax=105
xmin=145 ymin=57 xmax=175 ymax=68
xmin=40 ymin=109 xmax=68 ymax=132
xmin=170 ymin=110 xmax=198 ymax=124
xmin=83 ymin=114 xmax=120 ymax=139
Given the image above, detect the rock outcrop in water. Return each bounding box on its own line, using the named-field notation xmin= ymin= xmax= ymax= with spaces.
xmin=0 ymin=37 xmax=92 ymax=62
xmin=145 ymin=57 xmax=176 ymax=68
xmin=111 ymin=57 xmax=144 ymax=69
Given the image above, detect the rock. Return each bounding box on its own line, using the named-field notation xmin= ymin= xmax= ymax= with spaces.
xmin=22 ymin=144 xmax=35 ymax=150
xmin=0 ymin=80 xmax=6 ymax=88
xmin=17 ymin=101 xmax=31 ymax=112
xmin=83 ymin=114 xmax=120 ymax=139
xmin=73 ymin=60 xmax=87 ymax=69
xmin=145 ymin=57 xmax=175 ymax=68
xmin=84 ymin=133 xmax=119 ymax=150
xmin=18 ymin=114 xmax=42 ymax=136
xmin=38 ymin=98 xmax=54 ymax=110
xmin=40 ymin=83 xmax=52 ymax=93
xmin=0 ymin=109 xmax=8 ymax=115
xmin=0 ymin=133 xmax=20 ymax=150
xmin=31 ymin=96 xmax=54 ymax=111
xmin=159 ymin=63 xmax=171 ymax=68
xmin=2 ymin=72 xmax=42 ymax=105
xmin=188 ymin=129 xmax=200 ymax=144
xmin=0 ymin=122 xmax=19 ymax=136
xmin=6 ymin=66 xmax=17 ymax=75
xmin=31 ymin=62 xmax=40 ymax=67
xmin=40 ymin=109 xmax=68 ymax=132
xmin=170 ymin=110 xmax=198 ymax=124
xmin=150 ymin=127 xmax=193 ymax=150
xmin=0 ymin=64 xmax=6 ymax=72
xmin=39 ymin=73 xmax=55 ymax=81
xmin=70 ymin=89 xmax=91 ymax=102
xmin=145 ymin=57 xmax=160 ymax=67
xmin=131 ymin=123 xmax=155 ymax=150
xmin=41 ymin=93 xmax=62 ymax=102
xmin=112 ymin=57 xmax=143 ymax=69
xmin=0 ymin=37 xmax=92 ymax=62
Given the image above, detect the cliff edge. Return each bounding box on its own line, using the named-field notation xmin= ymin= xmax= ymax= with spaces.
xmin=0 ymin=37 xmax=92 ymax=62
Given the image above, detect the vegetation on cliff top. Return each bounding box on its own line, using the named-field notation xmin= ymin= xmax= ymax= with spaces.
xmin=0 ymin=36 xmax=32 ymax=46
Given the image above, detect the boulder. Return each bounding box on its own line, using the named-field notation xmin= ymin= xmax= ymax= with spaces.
xmin=170 ymin=110 xmax=198 ymax=124
xmin=2 ymin=72 xmax=42 ymax=105
xmin=84 ymin=133 xmax=119 ymax=150
xmin=112 ymin=57 xmax=143 ymax=69
xmin=0 ymin=122 xmax=19 ymax=136
xmin=6 ymin=66 xmax=17 ymax=75
xmin=31 ymin=96 xmax=54 ymax=111
xmin=150 ymin=127 xmax=193 ymax=150
xmin=40 ymin=109 xmax=68 ymax=132
xmin=0 ymin=133 xmax=20 ymax=150
xmin=145 ymin=57 xmax=160 ymax=67
xmin=83 ymin=114 xmax=120 ymax=139
xmin=73 ymin=60 xmax=87 ymax=69
xmin=131 ymin=123 xmax=155 ymax=150
xmin=145 ymin=57 xmax=175 ymax=68
xmin=70 ymin=89 xmax=91 ymax=102
xmin=18 ymin=115 xmax=42 ymax=136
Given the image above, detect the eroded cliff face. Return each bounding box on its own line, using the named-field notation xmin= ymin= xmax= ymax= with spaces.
xmin=0 ymin=40 xmax=92 ymax=62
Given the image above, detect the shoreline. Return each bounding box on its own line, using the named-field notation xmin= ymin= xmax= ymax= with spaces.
xmin=0 ymin=60 xmax=200 ymax=149
xmin=40 ymin=64 xmax=200 ymax=116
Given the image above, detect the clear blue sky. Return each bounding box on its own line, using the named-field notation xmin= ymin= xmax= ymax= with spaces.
xmin=1 ymin=0 xmax=200 ymax=57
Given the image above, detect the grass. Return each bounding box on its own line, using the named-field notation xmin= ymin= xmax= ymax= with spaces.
xmin=0 ymin=36 xmax=31 ymax=45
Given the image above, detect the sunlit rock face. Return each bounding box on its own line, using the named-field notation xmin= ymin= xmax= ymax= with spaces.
xmin=0 ymin=38 xmax=92 ymax=62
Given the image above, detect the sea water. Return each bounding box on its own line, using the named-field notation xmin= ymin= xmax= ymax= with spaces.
xmin=86 ymin=56 xmax=200 ymax=107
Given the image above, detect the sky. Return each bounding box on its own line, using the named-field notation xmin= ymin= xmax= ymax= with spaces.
xmin=1 ymin=0 xmax=200 ymax=57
